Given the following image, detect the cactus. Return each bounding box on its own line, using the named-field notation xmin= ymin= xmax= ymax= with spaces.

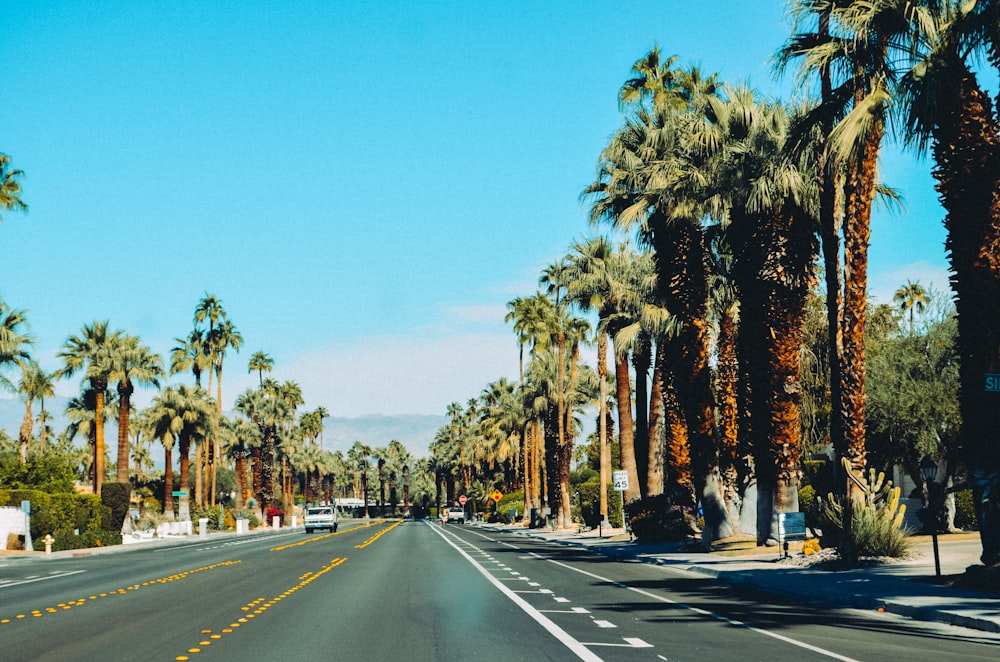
xmin=816 ymin=459 xmax=913 ymax=564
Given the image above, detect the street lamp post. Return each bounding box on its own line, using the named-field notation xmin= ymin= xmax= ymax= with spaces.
xmin=920 ymin=456 xmax=942 ymax=577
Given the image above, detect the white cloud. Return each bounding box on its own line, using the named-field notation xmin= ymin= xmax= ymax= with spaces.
xmin=228 ymin=331 xmax=522 ymax=417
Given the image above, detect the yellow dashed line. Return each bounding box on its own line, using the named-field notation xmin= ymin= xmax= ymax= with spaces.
xmin=269 ymin=521 xmax=384 ymax=551
xmin=354 ymin=520 xmax=403 ymax=549
xmin=172 ymin=558 xmax=347 ymax=660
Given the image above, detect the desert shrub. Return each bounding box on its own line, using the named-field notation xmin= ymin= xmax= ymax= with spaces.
xmin=625 ymin=494 xmax=697 ymax=543
xmin=798 ymin=484 xmax=819 ymax=529
xmin=954 ymin=489 xmax=978 ymax=530
xmin=816 ymin=460 xmax=912 ymax=564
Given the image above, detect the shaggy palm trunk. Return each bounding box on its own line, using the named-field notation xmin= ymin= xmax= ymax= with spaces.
xmin=662 ymin=328 xmax=693 ymax=505
xmin=933 ymin=70 xmax=1000 ymax=565
xmin=716 ymin=307 xmax=741 ymax=525
xmin=18 ymin=401 xmax=32 ymax=464
xmin=840 ymin=136 xmax=879 ymax=497
xmin=178 ymin=439 xmax=191 ymax=520
xmin=94 ymin=388 xmax=106 ymax=496
xmin=163 ymin=445 xmax=175 ymax=518
xmin=234 ymin=446 xmax=247 ymax=510
xmin=116 ymin=382 xmax=133 ymax=484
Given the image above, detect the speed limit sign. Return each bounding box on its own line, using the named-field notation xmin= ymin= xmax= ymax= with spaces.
xmin=612 ymin=470 xmax=629 ymax=491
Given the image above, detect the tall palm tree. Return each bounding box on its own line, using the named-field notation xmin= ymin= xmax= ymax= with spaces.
xmin=16 ymin=360 xmax=50 ymax=463
xmin=565 ymin=237 xmax=618 ymax=522
xmin=778 ymin=0 xmax=912 ymax=492
xmin=895 ymin=0 xmax=1000 ymax=564
xmin=248 ymin=351 xmax=274 ymax=387
xmin=0 ymin=300 xmax=33 ymax=382
xmin=207 ymin=318 xmax=242 ymax=504
xmin=893 ymin=280 xmax=930 ymax=336
xmin=59 ymin=321 xmax=118 ymax=495
xmin=107 ymin=334 xmax=165 ymax=483
xmin=0 ymin=153 xmax=27 ymax=222
xmin=169 ymin=385 xmax=215 ymax=520
xmin=65 ymin=389 xmax=114 ymax=492
xmin=587 ymin=53 xmax=734 ymax=541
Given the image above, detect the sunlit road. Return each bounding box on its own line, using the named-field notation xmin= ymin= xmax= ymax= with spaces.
xmin=2 ymin=520 xmax=999 ymax=661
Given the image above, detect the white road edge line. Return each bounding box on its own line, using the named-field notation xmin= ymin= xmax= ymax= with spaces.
xmin=428 ymin=523 xmax=603 ymax=662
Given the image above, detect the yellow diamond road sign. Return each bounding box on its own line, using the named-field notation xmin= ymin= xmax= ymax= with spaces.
xmin=490 ymin=490 xmax=503 ymax=503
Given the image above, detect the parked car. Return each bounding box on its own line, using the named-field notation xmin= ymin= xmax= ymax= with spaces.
xmin=445 ymin=506 xmax=466 ymax=524
xmin=304 ymin=506 xmax=338 ymax=533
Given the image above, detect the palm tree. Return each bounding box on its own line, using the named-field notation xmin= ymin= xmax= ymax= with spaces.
xmin=207 ymin=318 xmax=242 ymax=505
xmin=248 ymin=351 xmax=274 ymax=387
xmin=0 ymin=153 xmax=27 ymax=222
xmin=587 ymin=54 xmax=734 ymax=541
xmin=778 ymin=0 xmax=911 ymax=492
xmin=0 ymin=299 xmax=33 ymax=382
xmin=65 ymin=387 xmax=115 ymax=494
xmin=170 ymin=330 xmax=210 ymax=387
xmin=895 ymin=0 xmax=1000 ymax=564
xmin=16 ymin=361 xmax=53 ymax=464
xmin=175 ymin=385 xmax=215 ymax=521
xmin=348 ymin=441 xmax=374 ymax=517
xmin=107 ymin=334 xmax=165 ymax=483
xmin=893 ymin=280 xmax=930 ymax=336
xmin=59 ymin=321 xmax=118 ymax=495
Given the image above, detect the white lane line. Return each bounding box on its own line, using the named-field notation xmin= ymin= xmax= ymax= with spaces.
xmin=428 ymin=524 xmax=602 ymax=662
xmin=553 ymin=597 xmax=571 ymax=603
xmin=540 ymin=607 xmax=591 ymax=614
xmin=544 ymin=557 xmax=861 ymax=662
xmin=593 ymin=620 xmax=617 ymax=629
xmin=0 ymin=570 xmax=86 ymax=589
xmin=582 ymin=638 xmax=654 ymax=649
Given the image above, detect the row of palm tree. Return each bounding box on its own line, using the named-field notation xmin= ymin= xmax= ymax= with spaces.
xmin=430 ymin=2 xmax=999 ymax=561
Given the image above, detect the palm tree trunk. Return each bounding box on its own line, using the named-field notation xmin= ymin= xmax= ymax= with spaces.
xmin=116 ymin=383 xmax=132 ymax=483
xmin=163 ymin=445 xmax=175 ymax=519
xmin=94 ymin=389 xmax=106 ymax=496
xmin=614 ymin=345 xmax=640 ymax=503
xmin=178 ymin=439 xmax=191 ymax=521
xmin=18 ymin=401 xmax=32 ymax=465
xmin=597 ymin=330 xmax=610 ymax=524
xmin=633 ymin=340 xmax=651 ymax=496
xmin=932 ymin=71 xmax=1000 ymax=565
xmin=646 ymin=342 xmax=665 ymax=496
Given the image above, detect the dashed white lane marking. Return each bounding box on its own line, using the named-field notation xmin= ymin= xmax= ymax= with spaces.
xmin=0 ymin=570 xmax=86 ymax=589
xmin=553 ymin=597 xmax=571 ymax=603
xmin=594 ymin=620 xmax=617 ymax=629
xmin=429 ymin=524 xmax=602 ymax=662
xmin=539 ymin=607 xmax=591 ymax=614
xmin=582 ymin=638 xmax=654 ymax=649
xmin=543 ymin=556 xmax=861 ymax=662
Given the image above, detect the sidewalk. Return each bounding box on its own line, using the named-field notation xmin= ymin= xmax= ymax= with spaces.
xmin=499 ymin=525 xmax=1000 ymax=635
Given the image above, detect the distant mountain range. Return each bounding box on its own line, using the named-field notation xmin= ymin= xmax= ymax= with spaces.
xmin=0 ymin=396 xmax=444 ymax=458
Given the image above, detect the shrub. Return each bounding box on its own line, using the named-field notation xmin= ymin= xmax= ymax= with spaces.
xmin=798 ymin=484 xmax=818 ymax=529
xmin=625 ymin=494 xmax=697 ymax=543
xmin=816 ymin=460 xmax=912 ymax=564
xmin=41 ymin=528 xmax=123 ymax=551
xmin=954 ymin=489 xmax=978 ymax=530
xmin=1 ymin=489 xmax=110 ymax=545
xmin=101 ymin=482 xmax=132 ymax=532
xmin=576 ymin=481 xmax=623 ymax=528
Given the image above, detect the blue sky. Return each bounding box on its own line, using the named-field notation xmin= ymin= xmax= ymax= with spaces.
xmin=2 ymin=1 xmax=954 ymax=417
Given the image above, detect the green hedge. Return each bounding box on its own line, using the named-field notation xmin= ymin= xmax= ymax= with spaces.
xmin=101 ymin=482 xmax=132 ymax=532
xmin=0 ymin=489 xmax=112 ymax=549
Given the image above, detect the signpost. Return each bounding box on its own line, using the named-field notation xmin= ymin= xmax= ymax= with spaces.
xmin=612 ymin=471 xmax=629 ymax=535
xmin=778 ymin=512 xmax=807 ymax=559
xmin=986 ymin=374 xmax=1000 ymax=392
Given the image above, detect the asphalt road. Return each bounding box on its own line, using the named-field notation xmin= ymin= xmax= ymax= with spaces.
xmin=2 ymin=520 xmax=999 ymax=661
